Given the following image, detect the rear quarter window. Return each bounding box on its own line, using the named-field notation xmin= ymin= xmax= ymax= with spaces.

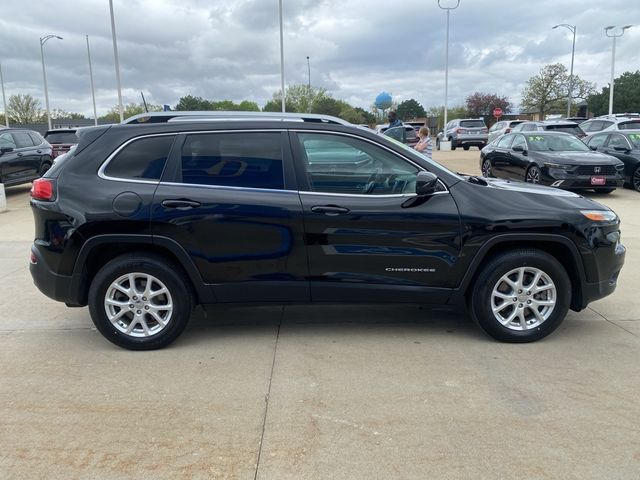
xmin=103 ymin=135 xmax=175 ymax=180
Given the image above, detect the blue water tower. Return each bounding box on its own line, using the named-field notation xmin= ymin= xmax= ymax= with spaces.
xmin=375 ymin=92 xmax=393 ymax=111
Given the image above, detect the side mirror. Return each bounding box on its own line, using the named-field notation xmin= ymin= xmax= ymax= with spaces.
xmin=589 ymin=145 xmax=597 ymax=151
xmin=0 ymin=146 xmax=13 ymax=154
xmin=614 ymin=146 xmax=630 ymax=152
xmin=416 ymin=171 xmax=439 ymax=196
xmin=512 ymin=145 xmax=525 ymax=152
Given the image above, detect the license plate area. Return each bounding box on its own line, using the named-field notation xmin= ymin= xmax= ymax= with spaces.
xmin=590 ymin=176 xmax=606 ymax=186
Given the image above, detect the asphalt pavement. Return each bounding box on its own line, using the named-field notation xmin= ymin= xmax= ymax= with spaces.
xmin=1 ymin=150 xmax=638 ymax=479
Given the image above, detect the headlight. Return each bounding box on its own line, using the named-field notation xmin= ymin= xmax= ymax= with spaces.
xmin=580 ymin=210 xmax=618 ymax=222
xmin=544 ymin=162 xmax=573 ymax=170
xmin=615 ymin=163 xmax=625 ymax=171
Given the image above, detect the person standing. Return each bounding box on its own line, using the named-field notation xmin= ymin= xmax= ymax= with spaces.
xmin=387 ymin=111 xmax=402 ymax=128
xmin=415 ymin=126 xmax=433 ymax=158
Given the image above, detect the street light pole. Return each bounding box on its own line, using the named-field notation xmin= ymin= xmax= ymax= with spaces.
xmin=86 ymin=35 xmax=98 ymax=126
xmin=0 ymin=63 xmax=8 ymax=127
xmin=552 ymin=24 xmax=576 ymax=117
xmin=278 ymin=0 xmax=286 ymax=113
xmin=306 ymin=55 xmax=311 ymax=113
xmin=109 ymin=0 xmax=124 ymax=122
xmin=40 ymin=34 xmax=63 ymax=131
xmin=605 ymin=25 xmax=632 ymax=117
xmin=437 ymin=0 xmax=460 ymax=130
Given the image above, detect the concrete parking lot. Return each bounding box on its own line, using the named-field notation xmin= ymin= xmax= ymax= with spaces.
xmin=1 ymin=150 xmax=639 ymax=479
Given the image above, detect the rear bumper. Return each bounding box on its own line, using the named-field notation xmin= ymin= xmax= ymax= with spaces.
xmin=30 ymin=245 xmax=85 ymax=306
xmin=454 ymin=135 xmax=488 ymax=144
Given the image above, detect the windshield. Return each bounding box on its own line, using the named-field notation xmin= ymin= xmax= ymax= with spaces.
xmin=544 ymin=124 xmax=584 ymax=136
xmin=460 ymin=120 xmax=485 ymax=128
xmin=45 ymin=131 xmax=78 ymax=144
xmin=627 ymin=133 xmax=640 ymax=148
xmin=526 ymin=134 xmax=590 ymax=152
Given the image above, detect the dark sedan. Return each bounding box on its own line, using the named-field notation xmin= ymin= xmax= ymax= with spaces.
xmin=0 ymin=128 xmax=53 ymax=187
xmin=480 ymin=132 xmax=624 ymax=193
xmin=585 ymin=130 xmax=640 ymax=191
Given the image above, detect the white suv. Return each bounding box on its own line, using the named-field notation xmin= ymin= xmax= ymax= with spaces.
xmin=436 ymin=118 xmax=488 ymax=151
xmin=580 ymin=116 xmax=640 ymax=136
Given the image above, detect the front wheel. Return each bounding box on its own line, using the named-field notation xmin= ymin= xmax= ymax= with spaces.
xmin=632 ymin=166 xmax=640 ymax=192
xmin=450 ymin=139 xmax=457 ymax=151
xmin=525 ymin=165 xmax=541 ymax=184
xmin=463 ymin=145 xmax=470 ymax=151
xmin=481 ymin=159 xmax=493 ymax=177
xmin=39 ymin=161 xmax=52 ymax=176
xmin=88 ymin=254 xmax=193 ymax=350
xmin=436 ymin=139 xmax=441 ymax=151
xmin=469 ymin=249 xmax=571 ymax=342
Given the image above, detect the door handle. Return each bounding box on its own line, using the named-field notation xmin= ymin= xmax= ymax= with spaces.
xmin=311 ymin=205 xmax=350 ymax=216
xmin=17 ymin=152 xmax=23 ymax=157
xmin=161 ymin=199 xmax=201 ymax=210
xmin=37 ymin=150 xmax=42 ymax=154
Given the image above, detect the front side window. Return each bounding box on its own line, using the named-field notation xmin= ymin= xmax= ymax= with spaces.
xmin=297 ymin=133 xmax=419 ymax=195
xmin=180 ymin=132 xmax=284 ymax=190
xmin=607 ymin=134 xmax=631 ymax=149
xmin=511 ymin=135 xmax=526 ymax=150
xmin=104 ymin=135 xmax=174 ymax=180
xmin=586 ymin=134 xmax=607 ymax=149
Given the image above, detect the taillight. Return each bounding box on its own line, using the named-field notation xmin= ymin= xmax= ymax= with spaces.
xmin=456 ymin=128 xmax=465 ymax=134
xmin=481 ymin=128 xmax=488 ymax=133
xmin=31 ymin=178 xmax=56 ymax=201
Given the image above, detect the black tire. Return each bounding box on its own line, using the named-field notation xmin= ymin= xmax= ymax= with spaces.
xmin=39 ymin=161 xmax=52 ymax=176
xmin=597 ymin=188 xmax=615 ymax=194
xmin=436 ymin=139 xmax=441 ymax=151
xmin=481 ymin=159 xmax=493 ymax=178
xmin=463 ymin=145 xmax=470 ymax=151
xmin=525 ymin=165 xmax=541 ymax=184
xmin=478 ymin=144 xmax=486 ymax=150
xmin=469 ymin=249 xmax=571 ymax=343
xmin=450 ymin=138 xmax=457 ymax=151
xmin=632 ymin=165 xmax=640 ymax=192
xmin=88 ymin=253 xmax=193 ymax=350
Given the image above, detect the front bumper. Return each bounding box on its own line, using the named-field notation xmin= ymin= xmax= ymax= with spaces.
xmin=543 ymin=167 xmax=624 ymax=189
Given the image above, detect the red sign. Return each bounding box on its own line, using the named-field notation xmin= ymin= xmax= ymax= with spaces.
xmin=493 ymin=107 xmax=503 ymax=119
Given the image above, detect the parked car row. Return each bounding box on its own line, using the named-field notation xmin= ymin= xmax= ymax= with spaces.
xmin=0 ymin=127 xmax=78 ymax=187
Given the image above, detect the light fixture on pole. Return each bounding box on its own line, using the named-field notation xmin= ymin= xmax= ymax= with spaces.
xmin=0 ymin=63 xmax=8 ymax=127
xmin=86 ymin=36 xmax=98 ymax=126
xmin=552 ymin=24 xmax=576 ymax=117
xmin=109 ymin=0 xmax=124 ymax=122
xmin=278 ymin=0 xmax=286 ymax=113
xmin=40 ymin=34 xmax=63 ymax=130
xmin=605 ymin=25 xmax=632 ymax=116
xmin=437 ymin=0 xmax=460 ymax=130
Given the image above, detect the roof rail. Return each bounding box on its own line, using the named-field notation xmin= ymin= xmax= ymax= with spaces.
xmin=122 ymin=111 xmax=353 ymax=126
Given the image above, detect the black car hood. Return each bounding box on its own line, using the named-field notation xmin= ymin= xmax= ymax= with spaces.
xmin=532 ymin=150 xmax=620 ymax=164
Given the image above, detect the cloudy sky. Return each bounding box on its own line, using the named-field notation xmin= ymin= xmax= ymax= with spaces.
xmin=0 ymin=0 xmax=638 ymax=117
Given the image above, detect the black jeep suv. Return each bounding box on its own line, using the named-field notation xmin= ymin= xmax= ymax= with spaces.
xmin=30 ymin=113 xmax=626 ymax=350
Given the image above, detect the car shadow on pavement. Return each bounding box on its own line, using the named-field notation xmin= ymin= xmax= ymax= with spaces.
xmin=176 ymin=304 xmax=486 ymax=347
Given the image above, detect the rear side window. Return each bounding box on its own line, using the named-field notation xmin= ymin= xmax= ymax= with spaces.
xmin=586 ymin=134 xmax=607 ymax=149
xmin=460 ymin=120 xmax=485 ymax=128
xmin=104 ymin=135 xmax=174 ymax=180
xmin=29 ymin=132 xmax=44 ymax=145
xmin=12 ymin=132 xmax=35 ymax=148
xmin=0 ymin=132 xmax=16 ymax=149
xmin=45 ymin=131 xmax=78 ymax=144
xmin=180 ymin=132 xmax=284 ymax=189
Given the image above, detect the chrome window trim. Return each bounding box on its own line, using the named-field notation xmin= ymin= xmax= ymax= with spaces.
xmin=291 ymin=129 xmax=450 ymax=194
xmin=159 ymin=181 xmax=297 ymax=194
xmin=98 ymin=129 xmax=287 ymax=185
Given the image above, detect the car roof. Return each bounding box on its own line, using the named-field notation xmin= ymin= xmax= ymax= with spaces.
xmin=45 ymin=129 xmax=77 ymax=133
xmin=122 ymin=111 xmax=353 ymax=126
xmin=512 ymin=131 xmax=573 ymax=136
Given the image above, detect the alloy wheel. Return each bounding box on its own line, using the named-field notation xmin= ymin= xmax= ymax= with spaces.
xmin=490 ymin=266 xmax=557 ymax=331
xmin=104 ymin=272 xmax=173 ymax=337
xmin=526 ymin=166 xmax=540 ymax=184
xmin=634 ymin=167 xmax=640 ymax=192
xmin=482 ymin=160 xmax=492 ymax=177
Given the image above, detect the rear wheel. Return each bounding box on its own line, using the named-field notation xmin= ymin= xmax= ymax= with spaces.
xmin=633 ymin=166 xmax=640 ymax=192
xmin=39 ymin=161 xmax=52 ymax=176
xmin=88 ymin=254 xmax=193 ymax=350
xmin=525 ymin=165 xmax=541 ymax=184
xmin=463 ymin=145 xmax=470 ymax=151
xmin=436 ymin=139 xmax=441 ymax=150
xmin=450 ymin=138 xmax=456 ymax=151
xmin=469 ymin=249 xmax=571 ymax=342
xmin=478 ymin=144 xmax=486 ymax=150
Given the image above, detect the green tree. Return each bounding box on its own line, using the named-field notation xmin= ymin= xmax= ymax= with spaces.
xmin=426 ymin=105 xmax=469 ymax=131
xmin=311 ymin=96 xmax=342 ymax=117
xmin=99 ymin=102 xmax=161 ymax=122
xmin=175 ymin=95 xmax=212 ymax=111
xmin=354 ymin=107 xmax=376 ymax=124
xmin=396 ymin=99 xmax=426 ymax=121
xmin=237 ymin=100 xmax=260 ymax=112
xmin=521 ymin=63 xmax=595 ymax=118
xmin=465 ymin=92 xmax=511 ymax=117
xmin=7 ymin=94 xmax=42 ymax=123
xmin=50 ymin=109 xmax=86 ymax=120
xmin=587 ymin=71 xmax=640 ymax=116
